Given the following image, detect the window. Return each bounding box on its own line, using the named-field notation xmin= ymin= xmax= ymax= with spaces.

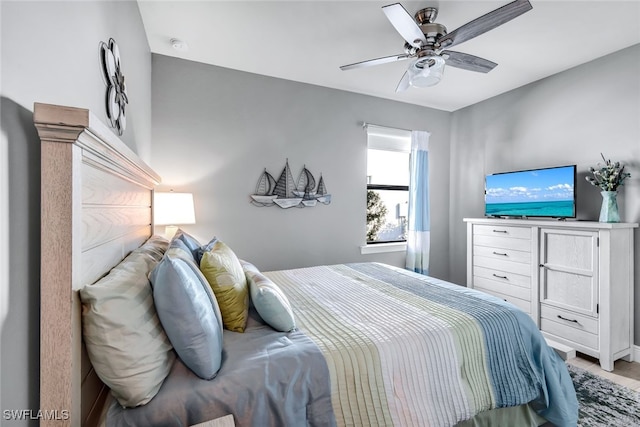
xmin=365 ymin=125 xmax=411 ymax=244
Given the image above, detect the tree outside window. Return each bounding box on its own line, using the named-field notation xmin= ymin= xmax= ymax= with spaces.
xmin=366 ymin=145 xmax=409 ymax=244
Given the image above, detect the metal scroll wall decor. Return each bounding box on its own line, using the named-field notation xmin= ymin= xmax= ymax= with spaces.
xmin=99 ymin=38 xmax=128 ymax=135
xmin=251 ymin=160 xmax=331 ymax=208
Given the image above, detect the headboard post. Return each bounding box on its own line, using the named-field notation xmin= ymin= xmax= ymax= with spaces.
xmin=35 ymin=103 xmax=160 ymax=426
xmin=40 ymin=140 xmax=83 ymax=425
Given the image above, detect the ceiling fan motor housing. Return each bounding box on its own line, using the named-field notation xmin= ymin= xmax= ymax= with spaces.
xmin=415 ymin=7 xmax=447 ymax=47
xmin=415 ymin=7 xmax=438 ymax=24
xmin=418 ymin=22 xmax=447 ymax=46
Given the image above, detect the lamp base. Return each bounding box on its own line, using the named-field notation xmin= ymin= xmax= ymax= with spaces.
xmin=164 ymin=225 xmax=179 ymax=240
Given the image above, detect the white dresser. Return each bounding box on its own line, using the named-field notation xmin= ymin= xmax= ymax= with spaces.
xmin=465 ymin=218 xmax=637 ymax=371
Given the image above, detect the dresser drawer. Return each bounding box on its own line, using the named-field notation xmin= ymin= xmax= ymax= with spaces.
xmin=473 ymin=245 xmax=531 ymax=264
xmin=473 ymin=235 xmax=531 ymax=252
xmin=474 ymin=265 xmax=530 ymax=288
xmin=473 ymin=256 xmax=531 ymax=276
xmin=541 ymin=318 xmax=598 ymax=351
xmin=474 ymin=276 xmax=531 ymax=300
xmin=475 ymin=287 xmax=531 ymax=314
xmin=473 ymin=224 xmax=531 ymax=240
xmin=540 ymin=304 xmax=598 ymax=334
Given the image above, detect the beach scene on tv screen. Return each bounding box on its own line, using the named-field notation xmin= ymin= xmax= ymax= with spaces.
xmin=485 ymin=166 xmax=575 ymax=217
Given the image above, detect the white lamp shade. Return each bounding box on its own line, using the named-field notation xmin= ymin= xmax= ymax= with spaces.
xmin=154 ymin=192 xmax=196 ymax=225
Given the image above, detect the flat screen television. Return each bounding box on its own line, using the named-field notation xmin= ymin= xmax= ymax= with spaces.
xmin=485 ymin=165 xmax=576 ymax=218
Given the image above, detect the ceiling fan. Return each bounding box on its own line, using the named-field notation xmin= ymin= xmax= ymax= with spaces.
xmin=340 ymin=0 xmax=533 ymax=91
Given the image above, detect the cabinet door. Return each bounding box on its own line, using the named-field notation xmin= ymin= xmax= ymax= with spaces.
xmin=539 ymin=228 xmax=598 ymax=317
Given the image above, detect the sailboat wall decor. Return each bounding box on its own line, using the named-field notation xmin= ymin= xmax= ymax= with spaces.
xmin=250 ymin=160 xmax=331 ymax=209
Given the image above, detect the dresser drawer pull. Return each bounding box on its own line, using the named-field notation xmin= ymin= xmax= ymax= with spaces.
xmin=492 ymin=251 xmax=508 ymax=256
xmin=492 ymin=273 xmax=508 ymax=280
xmin=492 ymin=229 xmax=508 ymax=233
xmin=557 ymin=315 xmax=579 ymax=324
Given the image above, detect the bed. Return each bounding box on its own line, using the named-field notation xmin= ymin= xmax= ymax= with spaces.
xmin=36 ymin=102 xmax=578 ymax=427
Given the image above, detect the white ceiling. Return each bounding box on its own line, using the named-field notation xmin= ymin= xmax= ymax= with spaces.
xmin=138 ymin=0 xmax=640 ymax=112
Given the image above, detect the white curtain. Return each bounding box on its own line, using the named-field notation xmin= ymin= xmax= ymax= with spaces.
xmin=405 ymin=131 xmax=430 ymax=275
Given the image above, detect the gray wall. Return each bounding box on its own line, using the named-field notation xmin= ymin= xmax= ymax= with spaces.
xmin=0 ymin=1 xmax=151 ymax=422
xmin=150 ymin=54 xmax=452 ymax=275
xmin=449 ymin=44 xmax=640 ymax=342
xmin=0 ymin=1 xmax=637 ymax=419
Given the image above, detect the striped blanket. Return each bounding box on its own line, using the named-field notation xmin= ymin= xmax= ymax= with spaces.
xmin=265 ymin=263 xmax=578 ymax=427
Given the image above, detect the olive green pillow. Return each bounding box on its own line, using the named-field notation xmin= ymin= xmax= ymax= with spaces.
xmin=200 ymin=241 xmax=249 ymax=332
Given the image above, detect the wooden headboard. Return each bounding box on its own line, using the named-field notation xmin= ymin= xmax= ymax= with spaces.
xmin=34 ymin=103 xmax=161 ymax=426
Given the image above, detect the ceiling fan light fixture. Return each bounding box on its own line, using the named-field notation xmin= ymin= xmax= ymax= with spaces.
xmin=409 ymin=55 xmax=445 ymax=88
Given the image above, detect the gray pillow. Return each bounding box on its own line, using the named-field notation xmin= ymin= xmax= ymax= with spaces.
xmin=173 ymin=229 xmax=201 ymax=259
xmin=195 ymin=237 xmax=218 ymax=265
xmin=150 ymin=254 xmax=224 ymax=380
xmin=168 ymin=237 xmax=195 ymax=261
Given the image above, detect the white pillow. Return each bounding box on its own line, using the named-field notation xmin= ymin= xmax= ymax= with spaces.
xmin=80 ymin=238 xmax=175 ymax=407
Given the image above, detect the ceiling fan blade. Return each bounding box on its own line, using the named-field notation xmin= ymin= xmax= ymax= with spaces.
xmin=438 ymin=0 xmax=532 ymax=49
xmin=441 ymin=50 xmax=497 ymax=73
xmin=395 ymin=70 xmax=411 ymax=92
xmin=340 ymin=54 xmax=410 ymax=71
xmin=382 ymin=3 xmax=427 ymax=48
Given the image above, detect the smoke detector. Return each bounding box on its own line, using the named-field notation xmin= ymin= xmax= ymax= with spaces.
xmin=170 ymin=38 xmax=188 ymax=52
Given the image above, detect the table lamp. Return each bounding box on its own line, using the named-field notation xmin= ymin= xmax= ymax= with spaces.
xmin=154 ymin=191 xmax=196 ymax=239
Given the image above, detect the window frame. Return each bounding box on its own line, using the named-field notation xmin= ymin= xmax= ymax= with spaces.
xmin=366 ymin=184 xmax=409 ymax=245
xmin=365 ymin=125 xmax=411 ymax=245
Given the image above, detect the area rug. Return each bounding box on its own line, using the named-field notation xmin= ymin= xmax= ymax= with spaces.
xmin=567 ymin=363 xmax=640 ymax=426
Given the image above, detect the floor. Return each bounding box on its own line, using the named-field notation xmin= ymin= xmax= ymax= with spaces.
xmin=567 ymin=352 xmax=640 ymax=392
